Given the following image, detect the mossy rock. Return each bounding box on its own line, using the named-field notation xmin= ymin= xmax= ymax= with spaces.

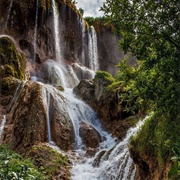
xmin=27 ymin=143 xmax=70 ymax=180
xmin=95 ymin=71 xmax=115 ymax=84
xmin=0 ymin=77 xmax=20 ymax=96
xmin=0 ymin=37 xmax=26 ymax=80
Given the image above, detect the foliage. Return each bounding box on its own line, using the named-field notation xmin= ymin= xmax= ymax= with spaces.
xmin=0 ymin=145 xmax=46 ymax=180
xmin=168 ymin=142 xmax=180 ymax=179
xmin=101 ymin=0 xmax=180 ymax=177
xmin=84 ymin=16 xmax=114 ymax=32
xmin=78 ymin=8 xmax=84 ymax=16
xmin=101 ymin=0 xmax=180 ymax=117
xmin=95 ymin=71 xmax=115 ymax=84
xmin=130 ymin=113 xmax=180 ymax=174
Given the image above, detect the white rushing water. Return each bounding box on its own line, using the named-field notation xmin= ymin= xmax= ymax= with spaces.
xmin=80 ymin=19 xmax=86 ymax=66
xmin=71 ymin=117 xmax=147 ymax=180
xmin=41 ymin=86 xmax=53 ymax=143
xmin=88 ymin=26 xmax=99 ymax=71
xmin=7 ymin=81 xmax=26 ymax=113
xmin=0 ymin=115 xmax=6 ymax=142
xmin=52 ymin=0 xmax=61 ymax=63
xmin=4 ymin=0 xmax=14 ymax=31
xmin=60 ymin=88 xmax=115 ymax=149
xmin=33 ymin=0 xmax=39 ymax=62
xmin=42 ymin=60 xmax=79 ymax=88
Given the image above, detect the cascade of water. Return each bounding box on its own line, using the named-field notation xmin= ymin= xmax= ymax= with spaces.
xmin=71 ymin=117 xmax=148 ymax=180
xmin=4 ymin=0 xmax=14 ymax=31
xmin=80 ymin=19 xmax=86 ymax=65
xmin=41 ymin=87 xmax=52 ymax=143
xmin=42 ymin=60 xmax=79 ymax=88
xmin=0 ymin=115 xmax=6 ymax=143
xmin=60 ymin=88 xmax=116 ymax=149
xmin=46 ymin=91 xmax=51 ymax=142
xmin=88 ymin=26 xmax=99 ymax=71
xmin=7 ymin=81 xmax=26 ymax=113
xmin=52 ymin=0 xmax=61 ymax=63
xmin=33 ymin=0 xmax=39 ymax=62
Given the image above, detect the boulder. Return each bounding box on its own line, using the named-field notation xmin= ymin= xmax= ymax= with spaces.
xmin=79 ymin=121 xmax=102 ymax=149
xmin=2 ymin=81 xmax=75 ymax=153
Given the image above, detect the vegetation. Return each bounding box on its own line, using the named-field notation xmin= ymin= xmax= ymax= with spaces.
xmin=0 ymin=145 xmax=46 ymax=180
xmin=84 ymin=16 xmax=114 ymax=32
xmin=101 ymin=0 xmax=180 ymax=178
xmin=95 ymin=71 xmax=115 ymax=84
xmin=27 ymin=144 xmax=70 ymax=179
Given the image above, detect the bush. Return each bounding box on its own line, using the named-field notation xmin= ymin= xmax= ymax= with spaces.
xmin=0 ymin=145 xmax=47 ymax=180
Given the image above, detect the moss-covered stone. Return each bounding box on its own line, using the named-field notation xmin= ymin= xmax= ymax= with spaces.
xmin=27 ymin=143 xmax=70 ymax=180
xmin=0 ymin=37 xmax=26 ymax=80
xmin=95 ymin=71 xmax=115 ymax=84
xmin=129 ymin=113 xmax=180 ymax=179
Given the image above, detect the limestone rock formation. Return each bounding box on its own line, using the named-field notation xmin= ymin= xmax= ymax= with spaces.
xmin=79 ymin=121 xmax=102 ymax=149
xmin=27 ymin=143 xmax=71 ymax=180
xmin=74 ymin=72 xmax=140 ymax=140
xmin=0 ymin=0 xmax=126 ymax=75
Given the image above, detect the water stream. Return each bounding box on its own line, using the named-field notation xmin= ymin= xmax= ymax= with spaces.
xmin=88 ymin=26 xmax=99 ymax=71
xmin=0 ymin=115 xmax=6 ymax=143
xmin=7 ymin=81 xmax=27 ymax=113
xmin=71 ymin=117 xmax=147 ymax=180
xmin=52 ymin=0 xmax=61 ymax=63
xmin=33 ymin=0 xmax=39 ymax=62
xmin=4 ymin=0 xmax=14 ymax=31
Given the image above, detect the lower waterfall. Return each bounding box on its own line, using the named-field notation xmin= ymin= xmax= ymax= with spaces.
xmin=71 ymin=117 xmax=147 ymax=180
xmin=0 ymin=115 xmax=6 ymax=143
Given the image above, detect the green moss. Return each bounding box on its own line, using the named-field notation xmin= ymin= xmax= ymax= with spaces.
xmin=95 ymin=71 xmax=115 ymax=84
xmin=106 ymin=81 xmax=123 ymax=92
xmin=39 ymin=0 xmax=52 ymax=10
xmin=130 ymin=113 xmax=180 ymax=174
xmin=84 ymin=16 xmax=115 ymax=32
xmin=27 ymin=144 xmax=70 ymax=179
xmin=0 ymin=37 xmax=26 ymax=80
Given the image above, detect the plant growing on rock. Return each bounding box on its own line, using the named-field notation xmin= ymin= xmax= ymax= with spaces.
xmin=0 ymin=145 xmax=46 ymax=180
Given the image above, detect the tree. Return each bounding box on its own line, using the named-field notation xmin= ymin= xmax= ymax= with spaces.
xmin=101 ymin=0 xmax=180 ymax=117
xmin=79 ymin=8 xmax=84 ymax=16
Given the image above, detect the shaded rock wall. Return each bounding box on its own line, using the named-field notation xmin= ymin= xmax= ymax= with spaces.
xmin=0 ymin=0 xmax=127 ymax=75
xmin=73 ymin=76 xmax=140 ymax=140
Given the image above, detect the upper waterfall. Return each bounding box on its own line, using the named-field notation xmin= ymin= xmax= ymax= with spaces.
xmin=52 ymin=0 xmax=62 ymax=63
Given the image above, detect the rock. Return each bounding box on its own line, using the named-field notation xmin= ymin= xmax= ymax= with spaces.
xmin=27 ymin=143 xmax=71 ymax=180
xmin=2 ymin=81 xmax=75 ymax=153
xmin=74 ymin=72 xmax=140 ymax=140
xmin=73 ymin=79 xmax=95 ymax=105
xmin=79 ymin=121 xmax=102 ymax=149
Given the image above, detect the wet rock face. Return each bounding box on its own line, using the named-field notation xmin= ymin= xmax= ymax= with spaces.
xmin=0 ymin=36 xmax=26 ymax=114
xmin=1 ymin=80 xmax=74 ymax=153
xmin=74 ymin=76 xmax=138 ymax=140
xmin=79 ymin=121 xmax=102 ymax=149
xmin=0 ymin=0 xmax=128 ymax=75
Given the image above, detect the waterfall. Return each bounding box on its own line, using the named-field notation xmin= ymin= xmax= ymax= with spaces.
xmin=88 ymin=26 xmax=99 ymax=71
xmin=71 ymin=117 xmax=148 ymax=180
xmin=33 ymin=0 xmax=39 ymax=62
xmin=4 ymin=0 xmax=14 ymax=31
xmin=52 ymin=0 xmax=61 ymax=63
xmin=0 ymin=115 xmax=6 ymax=143
xmin=7 ymin=81 xmax=26 ymax=113
xmin=80 ymin=19 xmax=86 ymax=66
xmin=41 ymin=86 xmax=52 ymax=143
xmin=60 ymin=88 xmax=116 ymax=149
xmin=46 ymin=91 xmax=51 ymax=142
xmin=42 ymin=60 xmax=79 ymax=88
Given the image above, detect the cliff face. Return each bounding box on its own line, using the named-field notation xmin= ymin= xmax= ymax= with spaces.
xmin=0 ymin=0 xmax=125 ymax=75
